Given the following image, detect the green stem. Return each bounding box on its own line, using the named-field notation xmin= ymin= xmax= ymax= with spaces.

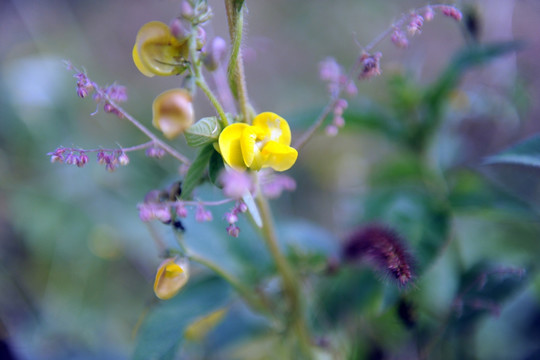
xmin=195 ymin=77 xmax=229 ymax=128
xmin=187 ymin=26 xmax=228 ymax=128
xmin=254 ymin=181 xmax=312 ymax=357
xmin=225 ymin=0 xmax=254 ymax=123
xmin=172 ymin=232 xmax=269 ymax=315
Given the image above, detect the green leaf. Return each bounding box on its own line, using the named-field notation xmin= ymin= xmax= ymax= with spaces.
xmin=234 ymin=0 xmax=245 ymax=12
xmin=208 ymin=149 xmax=225 ymax=187
xmin=484 ymin=135 xmax=540 ymax=168
xmin=483 ymin=135 xmax=540 ymax=206
xmin=184 ymin=117 xmax=222 ymax=148
xmin=181 ymin=144 xmax=214 ymax=200
xmin=134 ymin=277 xmax=231 ymax=360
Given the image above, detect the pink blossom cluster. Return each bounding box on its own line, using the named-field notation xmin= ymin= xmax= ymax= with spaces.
xmin=48 ymin=147 xmax=130 ymax=172
xmin=73 ymin=69 xmax=128 ymax=119
xmin=318 ymin=58 xmax=358 ymax=98
xmin=224 ymin=201 xmax=248 ymax=238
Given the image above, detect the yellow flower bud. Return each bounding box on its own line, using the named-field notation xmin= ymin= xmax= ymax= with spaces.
xmin=152 ymin=89 xmax=194 ymax=139
xmin=132 ymin=21 xmax=189 ymax=77
xmin=153 ymin=257 xmax=189 ymax=300
xmin=218 ymin=112 xmax=298 ymax=172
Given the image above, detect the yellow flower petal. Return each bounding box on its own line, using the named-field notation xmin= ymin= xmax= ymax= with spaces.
xmin=240 ymin=126 xmax=264 ymax=170
xmin=218 ymin=123 xmax=249 ymax=171
xmin=154 ymin=258 xmax=189 ymax=300
xmin=152 ymin=89 xmax=194 ymax=139
xmin=261 ymin=141 xmax=298 ymax=171
xmin=133 ymin=21 xmax=188 ymax=77
xmin=132 ymin=44 xmax=155 ymax=77
xmin=252 ymin=112 xmax=291 ymax=145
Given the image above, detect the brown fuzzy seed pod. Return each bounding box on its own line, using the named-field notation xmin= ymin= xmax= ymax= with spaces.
xmin=343 ymin=224 xmax=415 ymax=287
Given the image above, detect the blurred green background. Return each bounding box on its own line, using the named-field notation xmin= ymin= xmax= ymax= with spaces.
xmin=2 ymin=0 xmax=540 ymax=359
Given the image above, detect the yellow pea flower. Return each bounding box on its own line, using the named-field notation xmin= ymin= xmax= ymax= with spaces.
xmin=152 ymin=89 xmax=194 ymax=139
xmin=218 ymin=112 xmax=298 ymax=172
xmin=153 ymin=258 xmax=189 ymax=300
xmin=132 ymin=21 xmax=189 ymax=77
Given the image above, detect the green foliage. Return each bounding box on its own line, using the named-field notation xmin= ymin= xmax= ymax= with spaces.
xmin=184 ymin=116 xmax=222 ymax=147
xmin=483 ymin=134 xmax=540 ymax=206
xmin=180 ymin=144 xmax=215 ymax=200
xmin=133 ymin=276 xmax=231 ymax=360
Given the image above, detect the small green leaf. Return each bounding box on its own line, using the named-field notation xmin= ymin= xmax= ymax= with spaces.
xmin=181 ymin=144 xmax=214 ymax=200
xmin=209 ymin=149 xmax=225 ymax=187
xmin=484 ymin=135 xmax=540 ymax=168
xmin=482 ymin=134 xmax=540 ymax=205
xmin=185 ymin=117 xmax=222 ymax=147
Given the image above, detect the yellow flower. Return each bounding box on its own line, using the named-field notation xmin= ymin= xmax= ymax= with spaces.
xmin=218 ymin=112 xmax=298 ymax=172
xmin=152 ymin=89 xmax=194 ymax=139
xmin=132 ymin=21 xmax=189 ymax=77
xmin=153 ymin=258 xmax=189 ymax=300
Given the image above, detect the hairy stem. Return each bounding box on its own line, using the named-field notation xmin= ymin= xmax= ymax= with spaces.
xmin=195 ymin=77 xmax=230 ymax=128
xmin=254 ymin=181 xmax=312 ymax=357
xmin=171 ymin=233 xmax=269 ymax=314
xmin=225 ymin=0 xmax=254 ymax=123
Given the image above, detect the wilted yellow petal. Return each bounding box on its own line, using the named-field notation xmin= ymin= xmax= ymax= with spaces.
xmin=219 ymin=123 xmax=249 ymax=171
xmin=152 ymin=89 xmax=194 ymax=139
xmin=184 ymin=308 xmax=228 ymax=341
xmin=261 ymin=141 xmax=298 ymax=172
xmin=252 ymin=112 xmax=291 ymax=145
xmin=154 ymin=258 xmax=189 ymax=300
xmin=132 ymin=45 xmax=155 ymax=77
xmin=133 ymin=21 xmax=188 ymax=77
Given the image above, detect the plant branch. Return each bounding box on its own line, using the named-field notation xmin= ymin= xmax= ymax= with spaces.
xmin=254 ymin=180 xmax=312 ymax=357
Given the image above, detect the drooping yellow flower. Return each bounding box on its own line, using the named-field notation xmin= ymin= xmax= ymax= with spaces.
xmin=132 ymin=21 xmax=189 ymax=77
xmin=153 ymin=258 xmax=189 ymax=300
xmin=152 ymin=89 xmax=194 ymax=139
xmin=218 ymin=112 xmax=298 ymax=172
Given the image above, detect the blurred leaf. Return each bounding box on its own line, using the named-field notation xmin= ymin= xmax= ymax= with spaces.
xmin=482 ymin=135 xmax=540 ymax=206
xmin=208 ymin=149 xmax=225 ymax=187
xmin=449 ymin=170 xmax=535 ymax=218
xmin=133 ymin=276 xmax=230 ymax=360
xmin=368 ymin=153 xmax=427 ymax=185
xmin=484 ymin=134 xmax=540 ymax=168
xmin=314 ymin=268 xmax=382 ymax=326
xmin=184 ymin=117 xmax=221 ymax=148
xmin=180 ymin=144 xmax=214 ymax=200
xmin=426 ymin=41 xmax=524 ymax=107
xmin=449 ymin=262 xmax=528 ymax=332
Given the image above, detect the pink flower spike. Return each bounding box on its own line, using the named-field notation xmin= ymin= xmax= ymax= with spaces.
xmin=175 ymin=203 xmax=188 ymax=218
xmin=224 ymin=212 xmax=238 ymax=224
xmin=226 ymin=224 xmax=240 ymax=238
xmin=391 ymin=29 xmax=408 ymax=48
xmin=117 ymin=152 xmax=130 ymax=166
xmin=195 ymin=204 xmax=213 ymax=222
xmin=424 ymin=6 xmax=434 ymax=21
xmin=441 ymin=6 xmax=463 ymax=21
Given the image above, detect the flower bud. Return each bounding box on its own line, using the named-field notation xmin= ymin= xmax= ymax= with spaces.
xmin=152 ymin=89 xmax=194 ymax=139
xmin=203 ymin=36 xmax=227 ymax=71
xmin=154 ymin=257 xmax=189 ymax=300
xmin=195 ymin=27 xmax=206 ymax=50
xmin=170 ymin=18 xmax=190 ymax=43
